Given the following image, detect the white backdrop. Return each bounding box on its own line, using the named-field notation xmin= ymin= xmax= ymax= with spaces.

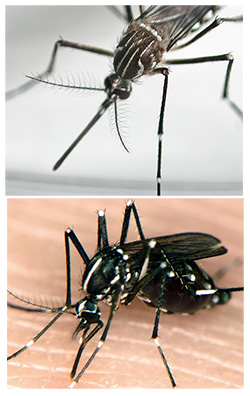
xmin=6 ymin=5 xmax=243 ymax=196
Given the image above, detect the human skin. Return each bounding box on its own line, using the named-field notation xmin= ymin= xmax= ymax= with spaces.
xmin=7 ymin=198 xmax=243 ymax=389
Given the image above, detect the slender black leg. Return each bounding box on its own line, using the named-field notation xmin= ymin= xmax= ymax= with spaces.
xmin=71 ymin=320 xmax=104 ymax=378
xmin=172 ymin=15 xmax=242 ymax=52
xmin=69 ymin=286 xmax=121 ymax=388
xmin=96 ymin=201 xmax=145 ymax=249
xmin=164 ymin=53 xmax=242 ymax=118
xmin=125 ymin=6 xmax=134 ymax=22
xmin=7 ymin=228 xmax=89 ymax=361
xmin=6 ymin=39 xmax=113 ymax=100
xmin=151 ymin=68 xmax=169 ymax=196
xmin=125 ymin=240 xmax=191 ymax=306
xmin=151 ymin=272 xmax=176 ymax=387
xmin=131 ymin=201 xmax=145 ymax=241
xmin=96 ymin=209 xmax=109 ymax=250
xmin=64 ymin=228 xmax=91 ymax=307
xmin=125 ymin=240 xmax=169 ymax=305
xmin=107 ymin=5 xmax=134 ymax=23
xmin=65 ymin=228 xmax=90 ymax=264
xmin=119 ymin=200 xmax=145 ymax=245
xmin=7 ymin=311 xmax=64 ymax=360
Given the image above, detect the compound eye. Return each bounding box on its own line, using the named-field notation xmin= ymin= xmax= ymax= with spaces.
xmin=114 ymin=80 xmax=132 ymax=100
xmin=104 ymin=74 xmax=117 ymax=90
xmin=116 ymin=87 xmax=131 ymax=100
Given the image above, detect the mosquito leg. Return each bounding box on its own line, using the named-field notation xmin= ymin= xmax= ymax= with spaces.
xmin=107 ymin=6 xmax=134 ymax=23
xmin=172 ymin=15 xmax=242 ymax=52
xmin=108 ymin=5 xmax=142 ymax=23
xmin=64 ymin=228 xmax=91 ymax=308
xmin=125 ymin=240 xmax=171 ymax=305
xmin=69 ymin=287 xmax=121 ymax=388
xmin=96 ymin=209 xmax=109 ymax=249
xmin=150 ymin=67 xmax=169 ymax=196
xmin=119 ymin=200 xmax=145 ymax=245
xmin=71 ymin=320 xmax=104 ymax=379
xmin=164 ymin=53 xmax=242 ymax=118
xmin=7 ymin=310 xmax=65 ymax=360
xmin=152 ymin=271 xmax=176 ymax=388
xmin=125 ymin=6 xmax=134 ymax=22
xmin=130 ymin=201 xmax=145 ymax=241
xmin=139 ymin=6 xmax=145 ymax=14
xmin=6 ymin=39 xmax=114 ymax=100
xmin=65 ymin=228 xmax=90 ymax=264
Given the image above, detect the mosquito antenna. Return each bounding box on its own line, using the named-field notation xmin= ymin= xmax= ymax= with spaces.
xmin=7 ymin=289 xmax=66 ymax=313
xmin=113 ymin=97 xmax=129 ymax=153
xmin=26 ymin=74 xmax=105 ymax=93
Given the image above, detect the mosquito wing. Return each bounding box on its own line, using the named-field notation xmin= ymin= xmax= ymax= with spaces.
xmin=120 ymin=232 xmax=227 ymax=263
xmin=137 ymin=6 xmax=218 ymax=51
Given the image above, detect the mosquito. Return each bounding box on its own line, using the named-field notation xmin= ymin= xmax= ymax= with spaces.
xmin=7 ymin=201 xmax=243 ymax=388
xmin=6 ymin=6 xmax=242 ymax=195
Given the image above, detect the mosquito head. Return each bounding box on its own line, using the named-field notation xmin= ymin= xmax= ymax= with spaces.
xmin=75 ymin=297 xmax=101 ymax=325
xmin=208 ymin=289 xmax=231 ymax=308
xmin=104 ymin=74 xmax=132 ymax=100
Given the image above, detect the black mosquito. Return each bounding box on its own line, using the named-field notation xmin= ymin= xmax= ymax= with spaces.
xmin=6 ymin=6 xmax=242 ymax=196
xmin=7 ymin=201 xmax=243 ymax=388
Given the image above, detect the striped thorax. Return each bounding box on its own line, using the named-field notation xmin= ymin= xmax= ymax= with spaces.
xmin=114 ymin=20 xmax=166 ymax=81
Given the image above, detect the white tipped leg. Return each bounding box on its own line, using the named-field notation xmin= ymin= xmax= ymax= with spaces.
xmin=153 ymin=337 xmax=176 ymax=388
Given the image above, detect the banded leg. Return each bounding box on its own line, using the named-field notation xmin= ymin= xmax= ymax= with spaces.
xmin=164 ymin=53 xmax=242 ymax=118
xmin=152 ymin=271 xmax=176 ymax=387
xmin=150 ymin=68 xmax=169 ymax=196
xmin=124 ymin=241 xmax=177 ymax=386
xmin=71 ymin=320 xmax=104 ymax=379
xmin=7 ymin=228 xmax=88 ymax=360
xmin=6 ymin=39 xmax=113 ymax=100
xmin=7 ymin=310 xmax=65 ymax=360
xmin=69 ymin=285 xmax=121 ymax=388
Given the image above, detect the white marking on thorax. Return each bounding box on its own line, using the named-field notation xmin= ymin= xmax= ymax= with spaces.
xmin=140 ymin=22 xmax=162 ymax=42
xmin=110 ymin=274 xmax=120 ymax=285
xmin=83 ymin=257 xmax=102 ymax=292
xmin=120 ymin=46 xmax=140 ymax=78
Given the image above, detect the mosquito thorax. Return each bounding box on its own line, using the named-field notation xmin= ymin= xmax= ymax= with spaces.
xmin=104 ymin=74 xmax=132 ymax=100
xmin=113 ymin=21 xmax=166 ymax=81
xmin=81 ymin=248 xmax=126 ymax=297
